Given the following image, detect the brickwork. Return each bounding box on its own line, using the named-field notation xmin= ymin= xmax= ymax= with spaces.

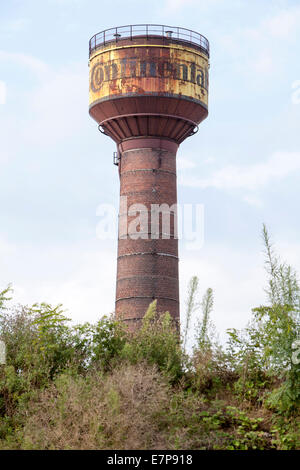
xmin=115 ymin=138 xmax=180 ymax=326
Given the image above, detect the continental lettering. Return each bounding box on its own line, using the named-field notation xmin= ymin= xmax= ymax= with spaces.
xmin=90 ymin=58 xmax=209 ymax=92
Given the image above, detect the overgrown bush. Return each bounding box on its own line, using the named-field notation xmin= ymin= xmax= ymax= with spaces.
xmin=13 ymin=363 xmax=170 ymax=450
xmin=226 ymin=225 xmax=300 ymax=413
xmin=120 ymin=301 xmax=184 ymax=383
xmin=0 ymin=225 xmax=299 ymax=449
xmin=191 ymin=346 xmax=236 ymax=396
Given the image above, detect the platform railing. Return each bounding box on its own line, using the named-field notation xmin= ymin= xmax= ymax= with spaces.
xmin=89 ymin=24 xmax=209 ymax=57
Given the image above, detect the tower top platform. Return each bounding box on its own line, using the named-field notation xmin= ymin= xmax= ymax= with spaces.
xmin=89 ymin=24 xmax=209 ymax=58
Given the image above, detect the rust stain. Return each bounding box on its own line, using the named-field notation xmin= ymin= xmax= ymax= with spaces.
xmin=89 ymin=42 xmax=209 ymax=106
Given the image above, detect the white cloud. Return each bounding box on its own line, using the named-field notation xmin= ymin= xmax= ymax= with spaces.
xmin=0 ymin=51 xmax=50 ymax=164
xmin=0 ymin=51 xmax=48 ymax=79
xmin=177 ymin=156 xmax=196 ymax=170
xmin=179 ymin=151 xmax=300 ymax=191
xmin=29 ymin=248 xmax=116 ymax=324
xmin=216 ymin=6 xmax=300 ymax=82
xmin=0 ymin=238 xmax=17 ymax=261
xmin=264 ymin=7 xmax=300 ymax=39
xmin=163 ymin=0 xmax=228 ymax=12
xmin=163 ymin=0 xmax=196 ymax=10
xmin=276 ymin=241 xmax=300 ymax=275
xmin=22 ymin=65 xmax=87 ymax=145
xmin=49 ymin=0 xmax=83 ymax=3
xmin=203 ymin=156 xmax=216 ymax=164
xmin=291 ymin=80 xmax=300 ymax=105
xmin=0 ymin=18 xmax=30 ymax=34
xmin=2 ymin=242 xmax=116 ymax=325
xmin=0 ymin=50 xmax=86 ymax=148
xmin=180 ymin=243 xmax=266 ymax=345
xmin=243 ymin=194 xmax=263 ymax=208
xmin=0 ymin=81 xmax=7 ymax=104
xmin=243 ymin=6 xmax=300 ymax=43
xmin=251 ymin=49 xmax=274 ymax=76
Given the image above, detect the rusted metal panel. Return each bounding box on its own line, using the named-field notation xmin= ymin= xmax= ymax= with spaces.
xmin=89 ymin=42 xmax=209 ymax=110
xmin=88 ymin=36 xmax=209 ymax=143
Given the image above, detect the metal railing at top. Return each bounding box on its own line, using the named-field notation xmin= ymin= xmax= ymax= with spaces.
xmin=89 ymin=24 xmax=209 ymax=57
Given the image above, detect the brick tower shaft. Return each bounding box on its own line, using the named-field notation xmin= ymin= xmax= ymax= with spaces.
xmin=116 ymin=138 xmax=179 ymax=327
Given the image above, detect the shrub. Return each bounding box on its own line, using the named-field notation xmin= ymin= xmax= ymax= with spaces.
xmin=191 ymin=346 xmax=236 ymax=396
xmin=89 ymin=315 xmax=127 ymax=370
xmin=13 ymin=363 xmax=170 ymax=450
xmin=120 ymin=301 xmax=184 ymax=383
xmin=226 ymin=226 xmax=300 ymax=412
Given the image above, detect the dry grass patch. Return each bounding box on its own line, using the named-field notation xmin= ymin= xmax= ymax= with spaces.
xmin=18 ymin=363 xmax=170 ymax=450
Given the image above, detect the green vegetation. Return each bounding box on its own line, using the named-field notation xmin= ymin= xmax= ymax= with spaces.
xmin=0 ymin=226 xmax=299 ymax=450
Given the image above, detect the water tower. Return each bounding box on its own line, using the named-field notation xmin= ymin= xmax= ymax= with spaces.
xmin=89 ymin=24 xmax=209 ymax=329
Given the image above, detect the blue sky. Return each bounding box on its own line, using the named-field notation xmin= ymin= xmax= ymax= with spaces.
xmin=1 ymin=0 xmax=300 ymax=341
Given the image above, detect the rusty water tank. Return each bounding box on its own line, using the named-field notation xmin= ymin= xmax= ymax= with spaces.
xmin=89 ymin=24 xmax=209 ymax=329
